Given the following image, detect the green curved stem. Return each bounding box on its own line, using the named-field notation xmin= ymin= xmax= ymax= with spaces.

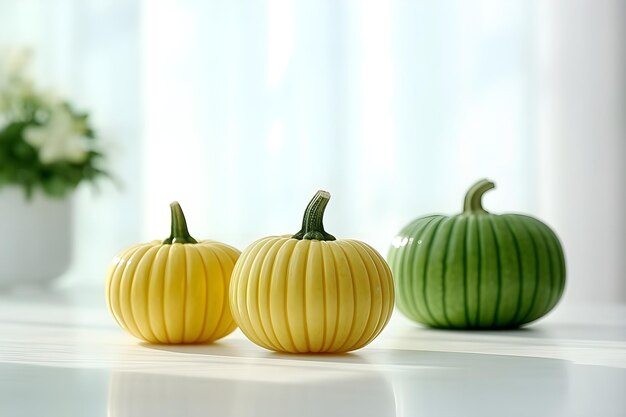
xmin=463 ymin=179 xmax=495 ymax=214
xmin=292 ymin=190 xmax=336 ymax=241
xmin=163 ymin=201 xmax=198 ymax=244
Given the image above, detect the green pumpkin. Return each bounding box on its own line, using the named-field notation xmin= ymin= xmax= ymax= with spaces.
xmin=388 ymin=179 xmax=566 ymax=329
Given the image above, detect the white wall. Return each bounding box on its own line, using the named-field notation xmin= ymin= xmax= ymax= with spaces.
xmin=537 ymin=0 xmax=626 ymax=303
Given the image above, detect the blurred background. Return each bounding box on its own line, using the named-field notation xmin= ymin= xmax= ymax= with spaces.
xmin=0 ymin=0 xmax=624 ymax=309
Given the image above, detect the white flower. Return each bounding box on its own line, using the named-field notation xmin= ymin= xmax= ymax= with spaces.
xmin=0 ymin=47 xmax=33 ymax=96
xmin=23 ymin=105 xmax=89 ymax=164
xmin=2 ymin=47 xmax=31 ymax=76
xmin=0 ymin=47 xmax=35 ymax=118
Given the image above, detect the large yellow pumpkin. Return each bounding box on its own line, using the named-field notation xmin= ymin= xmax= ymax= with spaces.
xmin=229 ymin=191 xmax=394 ymax=353
xmin=106 ymin=202 xmax=240 ymax=344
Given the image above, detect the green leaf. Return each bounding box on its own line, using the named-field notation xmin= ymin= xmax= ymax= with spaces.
xmin=0 ymin=90 xmax=112 ymax=199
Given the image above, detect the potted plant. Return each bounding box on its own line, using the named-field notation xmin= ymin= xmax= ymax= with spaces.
xmin=0 ymin=48 xmax=108 ymax=288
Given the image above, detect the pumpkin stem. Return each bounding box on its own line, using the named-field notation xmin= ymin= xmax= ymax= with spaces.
xmin=463 ymin=179 xmax=495 ymax=214
xmin=292 ymin=190 xmax=337 ymax=241
xmin=163 ymin=201 xmax=198 ymax=244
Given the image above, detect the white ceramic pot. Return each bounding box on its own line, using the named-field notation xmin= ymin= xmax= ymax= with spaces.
xmin=0 ymin=188 xmax=72 ymax=288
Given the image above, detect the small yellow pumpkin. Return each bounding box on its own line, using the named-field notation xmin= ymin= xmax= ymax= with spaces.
xmin=105 ymin=202 xmax=240 ymax=344
xmin=229 ymin=191 xmax=394 ymax=353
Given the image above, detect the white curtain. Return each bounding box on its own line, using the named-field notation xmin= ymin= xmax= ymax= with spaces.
xmin=142 ymin=0 xmax=535 ymax=244
xmin=1 ymin=0 xmax=624 ymax=306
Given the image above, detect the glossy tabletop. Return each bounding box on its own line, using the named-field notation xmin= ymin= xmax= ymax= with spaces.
xmin=0 ymin=288 xmax=624 ymax=417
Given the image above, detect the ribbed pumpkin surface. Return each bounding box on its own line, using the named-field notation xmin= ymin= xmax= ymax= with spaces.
xmin=388 ymin=180 xmax=566 ymax=329
xmin=106 ymin=240 xmax=240 ymax=343
xmin=229 ymin=236 xmax=395 ymax=353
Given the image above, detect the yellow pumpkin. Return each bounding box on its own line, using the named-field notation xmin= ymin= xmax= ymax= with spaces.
xmin=229 ymin=191 xmax=394 ymax=353
xmin=105 ymin=202 xmax=240 ymax=344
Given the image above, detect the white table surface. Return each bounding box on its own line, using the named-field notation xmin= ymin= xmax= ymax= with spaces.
xmin=0 ymin=287 xmax=624 ymax=417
